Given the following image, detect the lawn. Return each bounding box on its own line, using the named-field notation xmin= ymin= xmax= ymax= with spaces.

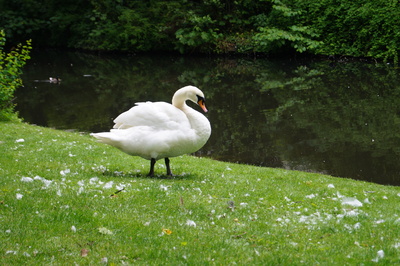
xmin=1 ymin=121 xmax=400 ymax=264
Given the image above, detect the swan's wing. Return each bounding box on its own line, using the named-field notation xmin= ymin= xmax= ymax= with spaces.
xmin=113 ymin=101 xmax=191 ymax=130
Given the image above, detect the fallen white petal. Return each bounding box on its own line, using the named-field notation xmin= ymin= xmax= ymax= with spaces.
xmin=160 ymin=184 xmax=169 ymax=191
xmin=60 ymin=169 xmax=71 ymax=176
xmin=377 ymin=250 xmax=384 ymax=258
xmin=5 ymin=250 xmax=17 ymax=255
xmin=98 ymin=227 xmax=113 ymax=235
xmin=341 ymin=197 xmax=363 ymax=207
xmin=354 ymin=222 xmax=361 ymax=229
xmin=16 ymin=193 xmax=23 ymax=200
xmin=15 ymin=139 xmax=25 ymax=143
xmin=21 ymin=177 xmax=33 ymax=182
xmin=186 ymin=220 xmax=196 ymax=227
xmin=103 ymin=181 xmax=114 ymax=189
xmin=89 ymin=177 xmax=99 ymax=184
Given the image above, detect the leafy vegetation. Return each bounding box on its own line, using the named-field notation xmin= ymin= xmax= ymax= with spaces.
xmin=0 ymin=30 xmax=31 ymax=121
xmin=1 ymin=121 xmax=400 ymax=264
xmin=1 ymin=0 xmax=399 ymax=61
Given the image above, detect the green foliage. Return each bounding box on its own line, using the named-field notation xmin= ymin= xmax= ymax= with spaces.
xmin=293 ymin=0 xmax=400 ymax=63
xmin=175 ymin=13 xmax=223 ymax=53
xmin=0 ymin=0 xmax=399 ymax=60
xmin=252 ymin=0 xmax=321 ymax=53
xmin=0 ymin=30 xmax=31 ymax=121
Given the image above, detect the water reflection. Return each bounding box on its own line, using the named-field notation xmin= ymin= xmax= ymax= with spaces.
xmin=16 ymin=50 xmax=400 ymax=185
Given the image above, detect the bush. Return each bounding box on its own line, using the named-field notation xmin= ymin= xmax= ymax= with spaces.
xmin=0 ymin=30 xmax=31 ymax=121
xmin=0 ymin=0 xmax=399 ymax=61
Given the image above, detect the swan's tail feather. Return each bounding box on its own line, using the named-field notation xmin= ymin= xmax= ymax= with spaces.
xmin=90 ymin=132 xmax=121 ymax=147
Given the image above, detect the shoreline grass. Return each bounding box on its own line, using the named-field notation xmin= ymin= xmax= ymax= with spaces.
xmin=1 ymin=121 xmax=400 ymax=264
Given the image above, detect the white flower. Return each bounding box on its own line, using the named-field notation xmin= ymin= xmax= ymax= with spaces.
xmin=71 ymin=226 xmax=77 ymax=232
xmin=15 ymin=139 xmax=25 ymax=143
xmin=327 ymin=184 xmax=335 ymax=188
xmin=305 ymin=194 xmax=316 ymax=199
xmin=16 ymin=193 xmax=23 ymax=200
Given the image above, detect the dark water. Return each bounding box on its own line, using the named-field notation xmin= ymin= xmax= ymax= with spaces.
xmin=16 ymin=50 xmax=400 ymax=186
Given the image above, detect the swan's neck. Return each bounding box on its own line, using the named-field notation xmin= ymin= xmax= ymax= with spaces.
xmin=172 ymin=91 xmax=211 ymax=140
xmin=176 ymin=102 xmax=210 ymax=139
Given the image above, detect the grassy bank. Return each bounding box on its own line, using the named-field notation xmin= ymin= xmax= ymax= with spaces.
xmin=1 ymin=121 xmax=400 ymax=264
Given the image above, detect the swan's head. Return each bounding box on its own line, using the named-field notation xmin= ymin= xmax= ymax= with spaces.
xmin=173 ymin=86 xmax=208 ymax=113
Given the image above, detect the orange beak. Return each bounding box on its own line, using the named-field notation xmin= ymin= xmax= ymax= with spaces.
xmin=198 ymin=99 xmax=208 ymax=113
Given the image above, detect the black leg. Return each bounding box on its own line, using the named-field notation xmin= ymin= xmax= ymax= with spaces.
xmin=148 ymin=158 xmax=156 ymax=177
xmin=165 ymin=158 xmax=173 ymax=176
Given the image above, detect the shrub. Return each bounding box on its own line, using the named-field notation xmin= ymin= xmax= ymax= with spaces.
xmin=0 ymin=30 xmax=32 ymax=121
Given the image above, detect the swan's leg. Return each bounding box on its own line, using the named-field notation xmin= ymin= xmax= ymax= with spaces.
xmin=148 ymin=158 xmax=156 ymax=177
xmin=165 ymin=158 xmax=173 ymax=176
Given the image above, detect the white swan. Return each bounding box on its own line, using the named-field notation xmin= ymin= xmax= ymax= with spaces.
xmin=91 ymin=85 xmax=211 ymax=176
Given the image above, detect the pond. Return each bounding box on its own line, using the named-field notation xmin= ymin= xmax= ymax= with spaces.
xmin=16 ymin=50 xmax=400 ymax=186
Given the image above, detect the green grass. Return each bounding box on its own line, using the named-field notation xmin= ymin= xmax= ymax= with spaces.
xmin=1 ymin=121 xmax=400 ymax=264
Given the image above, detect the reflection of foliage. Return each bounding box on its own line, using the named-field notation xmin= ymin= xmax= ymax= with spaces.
xmin=17 ymin=52 xmax=400 ymax=184
xmin=258 ymin=62 xmax=400 ymax=184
